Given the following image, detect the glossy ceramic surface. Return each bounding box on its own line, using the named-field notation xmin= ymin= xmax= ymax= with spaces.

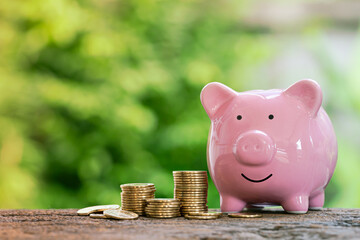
xmin=200 ymin=80 xmax=338 ymax=214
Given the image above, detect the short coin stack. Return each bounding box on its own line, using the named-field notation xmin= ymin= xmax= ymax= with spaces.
xmin=145 ymin=198 xmax=181 ymax=218
xmin=120 ymin=183 xmax=156 ymax=215
xmin=173 ymin=171 xmax=208 ymax=215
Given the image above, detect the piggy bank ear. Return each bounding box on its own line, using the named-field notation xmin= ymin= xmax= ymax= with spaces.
xmin=200 ymin=82 xmax=237 ymax=119
xmin=283 ymin=79 xmax=323 ymax=117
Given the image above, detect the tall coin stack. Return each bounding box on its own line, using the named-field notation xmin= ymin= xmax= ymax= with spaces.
xmin=145 ymin=198 xmax=181 ymax=218
xmin=120 ymin=183 xmax=156 ymax=215
xmin=173 ymin=171 xmax=208 ymax=215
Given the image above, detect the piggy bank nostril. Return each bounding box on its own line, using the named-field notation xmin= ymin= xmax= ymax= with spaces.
xmin=254 ymin=144 xmax=260 ymax=151
xmin=243 ymin=145 xmax=249 ymax=151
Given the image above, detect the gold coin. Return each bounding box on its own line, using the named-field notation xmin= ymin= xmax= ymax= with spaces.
xmin=174 ymin=181 xmax=208 ymax=184
xmin=175 ymin=193 xmax=207 ymax=196
xmin=121 ymin=183 xmax=154 ymax=188
xmin=181 ymin=204 xmax=207 ymax=208
xmin=178 ymin=199 xmax=207 ymax=202
xmin=146 ymin=213 xmax=181 ymax=217
xmin=176 ymin=197 xmax=208 ymax=200
xmin=145 ymin=206 xmax=180 ymax=209
xmin=175 ymin=190 xmax=207 ymax=193
xmin=173 ymin=175 xmax=207 ymax=178
xmin=122 ymin=196 xmax=154 ymax=199
xmin=173 ymin=171 xmax=207 ymax=174
xmin=121 ymin=198 xmax=153 ymax=201
xmin=121 ymin=189 xmax=156 ymax=192
xmin=145 ymin=205 xmax=181 ymax=208
xmin=175 ymin=188 xmax=208 ymax=191
xmin=176 ymin=193 xmax=207 ymax=196
xmin=182 ymin=203 xmax=208 ymax=206
xmin=174 ymin=178 xmax=207 ymax=180
xmin=174 ymin=187 xmax=208 ymax=190
xmin=121 ymin=198 xmax=148 ymax=201
xmin=146 ymin=202 xmax=180 ymax=205
xmin=77 ymin=204 xmax=120 ymax=216
xmin=146 ymin=212 xmax=180 ymax=215
xmin=174 ymin=183 xmax=207 ymax=185
xmin=181 ymin=208 xmax=208 ymax=211
xmin=145 ymin=207 xmax=180 ymax=211
xmin=182 ymin=210 xmax=207 ymax=213
xmin=147 ymin=215 xmax=180 ymax=219
xmin=188 ymin=212 xmax=222 ymax=217
xmin=184 ymin=214 xmax=219 ymax=220
xmin=146 ymin=208 xmax=180 ymax=211
xmin=121 ymin=197 xmax=149 ymax=200
xmin=173 ymin=176 xmax=208 ymax=179
xmin=181 ymin=206 xmax=208 ymax=209
xmin=89 ymin=213 xmax=108 ymax=219
xmin=173 ymin=175 xmax=209 ymax=178
xmin=146 ymin=210 xmax=180 ymax=214
xmin=179 ymin=197 xmax=207 ymax=200
xmin=121 ymin=196 xmax=155 ymax=199
xmin=146 ymin=198 xmax=180 ymax=203
xmin=146 ymin=203 xmax=180 ymax=205
xmin=181 ymin=206 xmax=208 ymax=208
xmin=121 ymin=193 xmax=155 ymax=196
xmin=121 ymin=201 xmax=147 ymax=204
xmin=122 ymin=186 xmax=156 ymax=189
xmin=103 ymin=209 xmax=139 ymax=220
xmin=173 ymin=178 xmax=207 ymax=180
xmin=121 ymin=191 xmax=155 ymax=194
xmin=121 ymin=190 xmax=156 ymax=194
xmin=228 ymin=213 xmax=262 ymax=218
xmin=146 ymin=205 xmax=181 ymax=208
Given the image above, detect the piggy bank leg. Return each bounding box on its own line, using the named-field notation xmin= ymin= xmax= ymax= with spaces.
xmin=220 ymin=195 xmax=246 ymax=213
xmin=281 ymin=195 xmax=309 ymax=214
xmin=309 ymin=191 xmax=324 ymax=210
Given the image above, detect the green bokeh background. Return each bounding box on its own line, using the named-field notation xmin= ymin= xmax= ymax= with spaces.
xmin=0 ymin=0 xmax=359 ymax=209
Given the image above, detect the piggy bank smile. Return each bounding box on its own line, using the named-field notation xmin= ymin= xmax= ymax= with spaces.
xmin=241 ymin=173 xmax=273 ymax=183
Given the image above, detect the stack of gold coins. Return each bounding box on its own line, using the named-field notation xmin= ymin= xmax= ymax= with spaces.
xmin=145 ymin=198 xmax=181 ymax=218
xmin=120 ymin=183 xmax=156 ymax=215
xmin=173 ymin=171 xmax=208 ymax=215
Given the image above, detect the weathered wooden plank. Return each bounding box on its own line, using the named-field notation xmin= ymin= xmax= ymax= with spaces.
xmin=0 ymin=208 xmax=359 ymax=239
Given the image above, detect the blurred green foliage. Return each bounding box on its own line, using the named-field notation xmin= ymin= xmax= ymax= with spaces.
xmin=0 ymin=0 xmax=359 ymax=209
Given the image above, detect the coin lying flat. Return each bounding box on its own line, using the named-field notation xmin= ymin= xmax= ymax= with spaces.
xmin=184 ymin=214 xmax=219 ymax=220
xmin=77 ymin=204 xmax=120 ymax=216
xmin=103 ymin=209 xmax=139 ymax=220
xmin=228 ymin=213 xmax=262 ymax=218
xmin=188 ymin=211 xmax=222 ymax=217
xmin=89 ymin=213 xmax=108 ymax=219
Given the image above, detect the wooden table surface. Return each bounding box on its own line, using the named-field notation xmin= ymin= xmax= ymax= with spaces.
xmin=0 ymin=208 xmax=359 ymax=239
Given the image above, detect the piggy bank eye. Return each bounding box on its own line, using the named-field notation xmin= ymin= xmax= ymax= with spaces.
xmin=268 ymin=114 xmax=274 ymax=120
xmin=237 ymin=115 xmax=242 ymax=120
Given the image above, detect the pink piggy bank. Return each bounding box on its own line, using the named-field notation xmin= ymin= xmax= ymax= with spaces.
xmin=200 ymin=80 xmax=337 ymax=214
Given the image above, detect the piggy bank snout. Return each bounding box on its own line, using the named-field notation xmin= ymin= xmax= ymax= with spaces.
xmin=234 ymin=131 xmax=275 ymax=166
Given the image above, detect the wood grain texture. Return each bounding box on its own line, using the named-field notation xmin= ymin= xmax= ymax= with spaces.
xmin=0 ymin=208 xmax=359 ymax=239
